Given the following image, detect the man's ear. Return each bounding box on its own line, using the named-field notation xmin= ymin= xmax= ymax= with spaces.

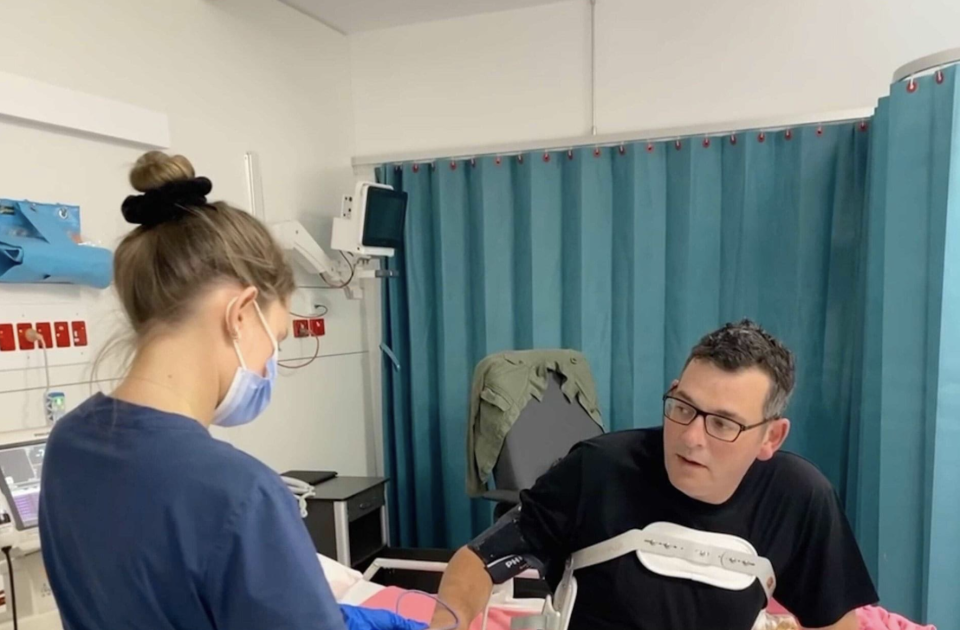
xmin=757 ymin=419 xmax=790 ymax=461
xmin=668 ymin=379 xmax=679 ymax=392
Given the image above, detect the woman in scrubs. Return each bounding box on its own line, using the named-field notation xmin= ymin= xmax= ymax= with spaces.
xmin=39 ymin=151 xmax=349 ymax=630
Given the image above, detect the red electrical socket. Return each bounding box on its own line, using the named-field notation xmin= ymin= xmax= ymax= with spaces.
xmin=309 ymin=318 xmax=325 ymax=337
xmin=0 ymin=324 xmax=15 ymax=352
xmin=17 ymin=324 xmax=35 ymax=350
xmin=54 ymin=322 xmax=71 ymax=348
xmin=71 ymin=321 xmax=88 ymax=347
xmin=293 ymin=319 xmax=311 ymax=338
xmin=35 ymin=322 xmax=53 ymax=349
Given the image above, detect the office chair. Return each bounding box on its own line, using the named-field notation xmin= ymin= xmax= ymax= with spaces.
xmin=481 ymin=370 xmax=604 ymax=519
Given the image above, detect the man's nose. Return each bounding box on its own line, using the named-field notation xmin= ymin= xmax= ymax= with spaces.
xmin=680 ymin=414 xmax=708 ymax=447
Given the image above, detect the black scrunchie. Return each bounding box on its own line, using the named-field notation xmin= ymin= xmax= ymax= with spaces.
xmin=121 ymin=177 xmax=213 ymax=227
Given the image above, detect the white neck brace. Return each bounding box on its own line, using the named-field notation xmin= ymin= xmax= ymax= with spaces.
xmin=512 ymin=522 xmax=777 ymax=630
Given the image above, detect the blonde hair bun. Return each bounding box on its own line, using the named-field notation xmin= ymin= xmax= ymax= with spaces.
xmin=113 ymin=150 xmax=295 ymax=336
xmin=129 ymin=151 xmax=196 ymax=193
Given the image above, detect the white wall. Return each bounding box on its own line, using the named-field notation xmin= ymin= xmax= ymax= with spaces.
xmin=0 ymin=0 xmax=380 ymax=477
xmin=349 ymin=0 xmax=960 ymax=157
xmin=5 ymin=0 xmax=957 ymax=484
xmin=350 ymin=1 xmax=590 ymax=157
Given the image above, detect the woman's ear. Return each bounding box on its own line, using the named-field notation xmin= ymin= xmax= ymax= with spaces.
xmin=224 ymin=287 xmax=260 ymax=340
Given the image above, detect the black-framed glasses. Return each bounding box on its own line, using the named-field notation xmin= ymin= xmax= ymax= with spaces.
xmin=662 ymin=395 xmax=773 ymax=443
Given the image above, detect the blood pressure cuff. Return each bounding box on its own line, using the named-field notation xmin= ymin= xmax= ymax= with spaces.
xmin=467 ymin=506 xmax=546 ymax=584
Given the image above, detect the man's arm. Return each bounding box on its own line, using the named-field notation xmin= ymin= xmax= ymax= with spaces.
xmin=429 ymin=443 xmax=588 ymax=629
xmin=429 ymin=546 xmax=493 ymax=630
xmin=429 ymin=506 xmax=548 ymax=629
xmin=774 ymin=460 xmax=877 ymax=629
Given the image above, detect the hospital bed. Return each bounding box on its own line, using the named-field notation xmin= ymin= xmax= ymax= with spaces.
xmin=326 ymin=554 xmax=798 ymax=630
xmin=324 ymin=553 xmax=545 ymax=630
xmin=324 ymin=552 xmax=799 ymax=630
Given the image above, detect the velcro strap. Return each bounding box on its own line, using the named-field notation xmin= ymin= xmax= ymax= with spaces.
xmin=570 ymin=529 xmax=776 ymax=600
xmin=511 ymin=595 xmax=563 ymax=630
xmin=511 ymin=614 xmax=560 ymax=630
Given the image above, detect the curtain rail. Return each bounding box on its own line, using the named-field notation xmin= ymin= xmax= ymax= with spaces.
xmin=892 ymin=48 xmax=960 ymax=83
xmin=351 ymin=107 xmax=875 ymax=168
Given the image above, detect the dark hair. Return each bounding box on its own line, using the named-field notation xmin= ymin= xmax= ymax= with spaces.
xmin=685 ymin=319 xmax=796 ymax=418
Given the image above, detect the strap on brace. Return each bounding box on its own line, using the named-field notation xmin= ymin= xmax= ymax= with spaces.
xmin=571 ymin=529 xmax=776 ymax=599
xmin=510 ymin=529 xmax=776 ymax=630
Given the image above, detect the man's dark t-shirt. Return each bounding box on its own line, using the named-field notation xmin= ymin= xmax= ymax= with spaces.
xmin=517 ymin=429 xmax=878 ymax=630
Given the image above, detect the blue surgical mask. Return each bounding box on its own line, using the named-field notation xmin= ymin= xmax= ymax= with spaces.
xmin=213 ymin=301 xmax=278 ymax=428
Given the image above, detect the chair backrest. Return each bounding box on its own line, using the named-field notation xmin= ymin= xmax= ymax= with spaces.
xmin=492 ymin=370 xmax=604 ymax=492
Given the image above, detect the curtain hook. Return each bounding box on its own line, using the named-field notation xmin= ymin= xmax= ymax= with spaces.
xmin=593 ymin=147 xmax=601 ymax=157
xmin=729 ymin=134 xmax=738 ymax=145
xmin=907 ymin=76 xmax=918 ymax=93
xmin=618 ymin=144 xmax=626 ymax=155
xmin=859 ymin=121 xmax=868 ymax=132
xmin=646 ymin=143 xmax=654 ymax=153
xmin=450 ymin=160 xmax=458 ymax=171
xmin=517 ymin=154 xmax=524 ymax=164
xmin=936 ymin=69 xmax=945 ymax=85
xmin=470 ymin=158 xmax=477 ymax=167
xmin=785 ymin=129 xmax=793 ymax=140
xmin=675 ymin=139 xmax=682 ymax=151
xmin=758 ymin=132 xmax=766 ymax=143
xmin=702 ymin=137 xmax=711 ymax=148
xmin=543 ymin=152 xmax=551 ymax=163
xmin=495 ymin=156 xmax=502 ymax=166
xmin=567 ymin=149 xmax=574 ymax=160
xmin=412 ymin=163 xmax=420 ymax=173
xmin=816 ymin=126 xmax=824 ymax=137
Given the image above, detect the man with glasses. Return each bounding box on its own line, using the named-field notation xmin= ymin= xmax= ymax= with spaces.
xmin=430 ymin=320 xmax=877 ymax=630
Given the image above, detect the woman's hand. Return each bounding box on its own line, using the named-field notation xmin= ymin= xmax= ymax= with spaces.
xmin=340 ymin=604 xmax=429 ymax=630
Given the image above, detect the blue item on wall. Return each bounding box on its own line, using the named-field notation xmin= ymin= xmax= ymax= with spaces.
xmin=0 ymin=199 xmax=112 ymax=289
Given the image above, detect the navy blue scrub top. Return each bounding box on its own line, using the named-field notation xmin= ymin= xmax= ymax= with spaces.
xmin=39 ymin=393 xmax=346 ymax=630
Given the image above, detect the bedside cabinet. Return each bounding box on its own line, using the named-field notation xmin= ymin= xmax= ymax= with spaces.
xmin=303 ymin=476 xmax=389 ymax=569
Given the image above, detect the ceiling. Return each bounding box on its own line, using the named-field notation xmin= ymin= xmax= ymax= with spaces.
xmin=279 ymin=0 xmax=569 ymax=34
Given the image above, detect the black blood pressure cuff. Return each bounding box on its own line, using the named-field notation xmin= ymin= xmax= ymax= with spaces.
xmin=466 ymin=506 xmax=546 ymax=584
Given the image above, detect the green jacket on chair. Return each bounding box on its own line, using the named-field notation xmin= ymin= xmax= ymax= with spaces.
xmin=466 ymin=349 xmax=604 ymax=497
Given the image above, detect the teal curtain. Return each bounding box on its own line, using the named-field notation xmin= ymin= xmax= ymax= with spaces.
xmin=377 ymin=66 xmax=960 ymax=629
xmin=378 ymin=123 xmax=871 ymax=546
xmin=851 ymin=66 xmax=960 ymax=627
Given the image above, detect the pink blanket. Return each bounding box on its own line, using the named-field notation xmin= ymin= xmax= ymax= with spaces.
xmin=361 ymin=586 xmax=523 ymax=630
xmin=854 ymin=606 xmax=936 ymax=630
xmin=767 ymin=600 xmax=935 ymax=630
xmin=361 ymin=589 xmax=936 ymax=630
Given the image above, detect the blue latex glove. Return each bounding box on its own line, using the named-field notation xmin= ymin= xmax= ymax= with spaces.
xmin=340 ymin=604 xmax=429 ymax=630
